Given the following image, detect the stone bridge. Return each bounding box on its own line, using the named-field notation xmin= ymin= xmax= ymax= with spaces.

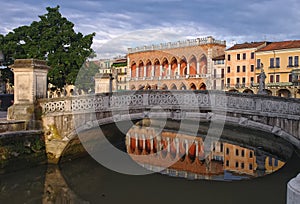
xmin=38 ymin=90 xmax=300 ymax=163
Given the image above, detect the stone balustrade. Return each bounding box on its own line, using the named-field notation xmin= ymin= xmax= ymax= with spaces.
xmin=128 ymin=36 xmax=226 ymax=54
xmin=39 ymin=91 xmax=300 ymax=119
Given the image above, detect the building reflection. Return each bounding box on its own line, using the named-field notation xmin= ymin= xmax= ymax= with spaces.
xmin=126 ymin=124 xmax=285 ymax=180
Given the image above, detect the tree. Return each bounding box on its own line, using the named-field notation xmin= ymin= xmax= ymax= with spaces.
xmin=75 ymin=61 xmax=100 ymax=93
xmin=0 ymin=6 xmax=95 ymax=88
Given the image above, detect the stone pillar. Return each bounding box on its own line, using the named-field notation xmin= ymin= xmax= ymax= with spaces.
xmin=136 ymin=67 xmax=139 ymax=78
xmin=287 ymin=173 xmax=300 ymax=204
xmin=94 ymin=73 xmax=114 ymax=93
xmin=152 ymin=65 xmax=155 ymax=77
xmin=8 ymin=59 xmax=50 ymax=121
xmin=168 ymin=64 xmax=171 ymax=77
xmin=160 ymin=65 xmax=163 ymax=77
xmin=144 ymin=66 xmax=147 ymax=78
xmin=177 ymin=64 xmax=180 ymax=76
xmin=197 ymin=62 xmax=200 ymax=75
xmin=187 ymin=63 xmax=190 ymax=75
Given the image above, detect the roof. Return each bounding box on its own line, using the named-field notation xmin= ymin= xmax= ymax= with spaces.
xmin=227 ymin=42 xmax=267 ymax=51
xmin=257 ymin=40 xmax=300 ymax=52
xmin=212 ymin=54 xmax=225 ymax=60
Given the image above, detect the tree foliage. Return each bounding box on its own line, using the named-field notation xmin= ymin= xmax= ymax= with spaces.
xmin=0 ymin=6 xmax=95 ymax=88
xmin=75 ymin=61 xmax=100 ymax=93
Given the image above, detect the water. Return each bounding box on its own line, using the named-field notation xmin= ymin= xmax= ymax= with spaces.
xmin=1 ymin=120 xmax=300 ymax=204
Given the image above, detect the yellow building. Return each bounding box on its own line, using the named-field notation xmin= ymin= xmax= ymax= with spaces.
xmin=255 ymin=40 xmax=300 ymax=98
xmin=225 ymin=42 xmax=268 ymax=93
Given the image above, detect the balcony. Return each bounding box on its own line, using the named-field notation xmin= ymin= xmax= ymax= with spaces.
xmin=266 ymin=82 xmax=293 ymax=87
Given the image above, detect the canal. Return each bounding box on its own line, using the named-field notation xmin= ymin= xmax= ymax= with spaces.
xmin=1 ymin=119 xmax=300 ymax=204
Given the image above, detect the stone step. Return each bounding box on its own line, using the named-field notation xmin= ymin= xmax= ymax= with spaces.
xmin=0 ymin=120 xmax=26 ymax=133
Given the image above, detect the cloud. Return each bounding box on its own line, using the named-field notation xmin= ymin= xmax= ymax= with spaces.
xmin=1 ymin=0 xmax=300 ymax=59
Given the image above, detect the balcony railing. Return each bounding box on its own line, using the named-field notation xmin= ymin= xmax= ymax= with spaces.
xmin=128 ymin=74 xmax=211 ymax=81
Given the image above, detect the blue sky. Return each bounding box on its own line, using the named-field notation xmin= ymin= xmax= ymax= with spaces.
xmin=1 ymin=0 xmax=300 ymax=58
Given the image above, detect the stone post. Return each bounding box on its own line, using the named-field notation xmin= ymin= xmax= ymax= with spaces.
xmin=7 ymin=59 xmax=50 ymax=121
xmin=287 ymin=173 xmax=300 ymax=204
xmin=94 ymin=73 xmax=114 ymax=93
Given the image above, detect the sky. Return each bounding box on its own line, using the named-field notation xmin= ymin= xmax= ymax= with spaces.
xmin=1 ymin=0 xmax=300 ymax=59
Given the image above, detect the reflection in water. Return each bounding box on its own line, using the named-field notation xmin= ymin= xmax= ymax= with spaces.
xmin=0 ymin=121 xmax=298 ymax=204
xmin=126 ymin=122 xmax=285 ymax=181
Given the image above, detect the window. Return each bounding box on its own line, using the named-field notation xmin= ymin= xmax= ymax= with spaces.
xmin=269 ymin=157 xmax=273 ymax=166
xmin=243 ymin=53 xmax=246 ymax=60
xmin=226 ymin=160 xmax=230 ymax=167
xmin=288 ymin=56 xmax=293 ymax=67
xmin=241 ymin=162 xmax=245 ymax=169
xmin=276 ymin=57 xmax=280 ymax=68
xmin=276 ymin=75 xmax=280 ymax=82
xmin=251 ymin=65 xmax=254 ymax=72
xmin=220 ymin=143 xmax=223 ymax=152
xmin=226 ymin=148 xmax=230 ymax=155
xmin=270 ymin=75 xmax=274 ymax=83
xmin=270 ymin=58 xmax=274 ymax=68
xmin=249 ymin=151 xmax=253 ymax=158
xmin=228 ymin=54 xmax=231 ymax=61
xmin=242 ymin=77 xmax=246 ymax=85
xmin=289 ymin=74 xmax=293 ymax=82
xmin=235 ymin=162 xmax=239 ymax=168
xmin=227 ymin=78 xmax=231 ymax=86
xmin=235 ymin=149 xmax=239 ymax=156
xmin=236 ymin=78 xmax=240 ymax=84
xmin=221 ymin=69 xmax=225 ymax=78
xmin=251 ymin=52 xmax=255 ymax=59
xmin=274 ymin=159 xmax=278 ymax=167
xmin=295 ymin=56 xmax=299 ymax=67
xmin=242 ymin=65 xmax=246 ymax=72
xmin=241 ymin=150 xmax=245 ymax=157
xmin=257 ymin=75 xmax=260 ymax=83
xmin=250 ymin=77 xmax=254 ymax=85
xmin=237 ymin=66 xmax=240 ymax=72
xmin=227 ymin=66 xmax=231 ymax=73
xmin=257 ymin=59 xmax=261 ymax=68
xmin=237 ymin=54 xmax=240 ymax=60
xmin=249 ymin=164 xmax=253 ymax=170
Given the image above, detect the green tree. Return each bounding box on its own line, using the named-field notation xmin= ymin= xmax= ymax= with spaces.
xmin=0 ymin=6 xmax=95 ymax=88
xmin=75 ymin=61 xmax=100 ymax=93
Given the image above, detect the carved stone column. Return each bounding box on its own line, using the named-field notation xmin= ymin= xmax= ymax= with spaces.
xmin=8 ymin=59 xmax=50 ymax=121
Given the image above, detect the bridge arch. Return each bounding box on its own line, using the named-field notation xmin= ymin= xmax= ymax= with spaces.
xmin=243 ymin=89 xmax=254 ymax=94
xmin=277 ymin=89 xmax=291 ymax=98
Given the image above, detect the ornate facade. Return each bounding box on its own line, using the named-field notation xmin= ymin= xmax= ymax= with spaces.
xmin=127 ymin=36 xmax=226 ymax=91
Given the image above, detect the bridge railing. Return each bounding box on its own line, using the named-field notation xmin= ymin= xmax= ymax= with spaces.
xmin=38 ymin=90 xmax=300 ymax=119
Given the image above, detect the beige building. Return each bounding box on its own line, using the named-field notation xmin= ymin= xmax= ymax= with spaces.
xmin=212 ymin=54 xmax=225 ymax=90
xmin=255 ymin=40 xmax=300 ymax=98
xmin=225 ymin=42 xmax=268 ymax=93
